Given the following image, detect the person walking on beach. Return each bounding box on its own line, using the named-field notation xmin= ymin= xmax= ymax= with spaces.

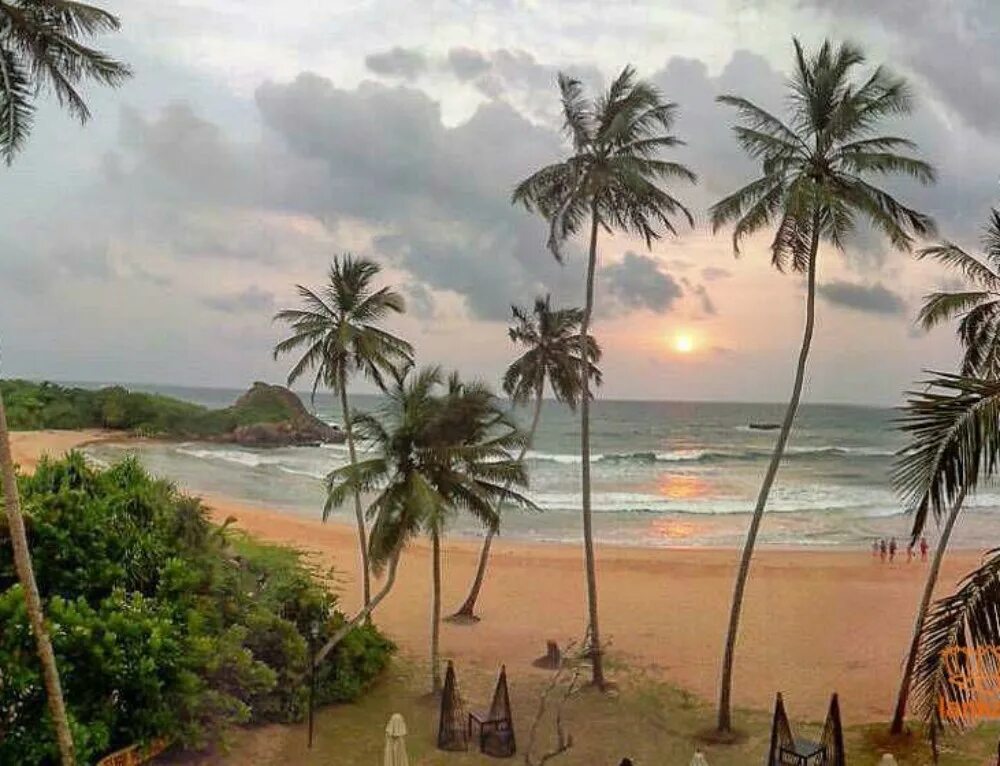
xmin=872 ymin=538 xmax=880 ymax=558
xmin=920 ymin=536 xmax=929 ymax=562
xmin=907 ymin=542 xmax=914 ymax=563
xmin=889 ymin=537 xmax=897 ymax=563
xmin=880 ymin=538 xmax=887 ymax=563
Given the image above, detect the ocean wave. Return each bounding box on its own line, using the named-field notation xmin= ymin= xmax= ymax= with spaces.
xmin=527 ymin=445 xmax=895 ymax=466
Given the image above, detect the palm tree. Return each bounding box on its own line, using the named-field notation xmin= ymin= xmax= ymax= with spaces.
xmin=274 ymin=255 xmax=412 ymax=611
xmin=450 ymin=295 xmax=601 ymax=622
xmin=1 ymin=3 xmax=130 ymax=762
xmin=917 ymin=209 xmax=1000 ymax=378
xmin=326 ymin=366 xmax=535 ymax=692
xmin=512 ymin=65 xmax=695 ymax=687
xmin=709 ymin=38 xmax=936 ymax=734
xmin=887 ymin=371 xmax=1000 ymax=733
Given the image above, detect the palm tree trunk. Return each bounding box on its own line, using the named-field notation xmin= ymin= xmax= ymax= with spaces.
xmin=338 ymin=375 xmax=371 ymax=609
xmin=0 ymin=390 xmax=76 ymax=765
xmin=889 ymin=488 xmax=967 ymax=735
xmin=580 ymin=205 xmax=605 ymax=689
xmin=451 ymin=387 xmax=544 ymax=621
xmin=716 ymin=218 xmax=820 ymax=733
xmin=431 ymin=526 xmax=442 ymax=694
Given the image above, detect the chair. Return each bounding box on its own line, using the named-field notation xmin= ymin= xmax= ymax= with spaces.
xmin=469 ymin=664 xmax=516 ymax=758
xmin=767 ymin=693 xmax=826 ymax=765
xmin=437 ymin=661 xmax=469 ymax=751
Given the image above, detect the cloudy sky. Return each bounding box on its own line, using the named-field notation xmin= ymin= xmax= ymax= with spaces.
xmin=2 ymin=0 xmax=998 ymax=405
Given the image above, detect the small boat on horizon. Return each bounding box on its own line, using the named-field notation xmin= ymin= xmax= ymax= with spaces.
xmin=748 ymin=422 xmax=782 ymax=431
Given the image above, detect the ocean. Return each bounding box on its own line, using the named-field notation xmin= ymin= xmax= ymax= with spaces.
xmin=82 ymin=384 xmax=1000 ymax=549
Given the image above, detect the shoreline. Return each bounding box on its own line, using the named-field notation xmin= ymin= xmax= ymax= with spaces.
xmin=11 ymin=429 xmax=994 ymax=722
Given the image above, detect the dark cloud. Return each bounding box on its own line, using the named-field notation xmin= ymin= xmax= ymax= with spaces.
xmin=447 ymin=47 xmax=491 ymax=81
xmin=364 ymin=47 xmax=428 ymax=80
xmin=817 ymin=281 xmax=906 ymax=315
xmin=602 ymin=252 xmax=683 ymax=313
xmin=203 ymin=286 xmax=275 ymax=314
xmin=693 ymin=284 xmax=717 ymax=316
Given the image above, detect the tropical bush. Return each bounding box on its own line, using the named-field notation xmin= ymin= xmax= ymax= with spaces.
xmin=0 ymin=453 xmax=394 ymax=765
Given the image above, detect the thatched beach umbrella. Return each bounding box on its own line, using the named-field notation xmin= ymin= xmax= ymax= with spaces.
xmin=384 ymin=713 xmax=409 ymax=766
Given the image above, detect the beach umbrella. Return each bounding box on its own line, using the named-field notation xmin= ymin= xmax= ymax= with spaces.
xmin=689 ymin=750 xmax=710 ymax=766
xmin=384 ymin=713 xmax=409 ymax=766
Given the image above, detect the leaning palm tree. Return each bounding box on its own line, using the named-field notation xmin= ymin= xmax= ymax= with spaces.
xmin=513 ymin=65 xmax=695 ymax=687
xmin=710 ymin=38 xmax=936 ymax=734
xmin=1 ymin=2 xmax=131 ymax=762
xmin=450 ymin=295 xmax=601 ymax=622
xmin=327 ymin=366 xmax=535 ymax=693
xmin=917 ymin=209 xmax=1000 ymax=378
xmin=888 ymin=373 xmax=1000 ymax=733
xmin=274 ymin=255 xmax=412 ymax=611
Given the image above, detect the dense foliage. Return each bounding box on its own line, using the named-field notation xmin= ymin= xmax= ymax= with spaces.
xmin=0 ymin=454 xmax=393 ymax=765
xmin=0 ymin=379 xmax=305 ymax=437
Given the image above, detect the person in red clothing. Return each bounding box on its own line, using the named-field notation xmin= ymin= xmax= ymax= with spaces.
xmin=920 ymin=536 xmax=929 ymax=561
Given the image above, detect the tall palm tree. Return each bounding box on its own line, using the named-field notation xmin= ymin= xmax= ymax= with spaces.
xmin=450 ymin=295 xmax=601 ymax=622
xmin=1 ymin=3 xmax=130 ymax=762
xmin=917 ymin=209 xmax=1000 ymax=378
xmin=710 ymin=38 xmax=936 ymax=734
xmin=888 ymin=370 xmax=1000 ymax=733
xmin=274 ymin=255 xmax=412 ymax=611
xmin=512 ymin=65 xmax=695 ymax=687
xmin=326 ymin=366 xmax=535 ymax=693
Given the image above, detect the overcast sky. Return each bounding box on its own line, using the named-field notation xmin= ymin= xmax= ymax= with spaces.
xmin=2 ymin=0 xmax=998 ymax=405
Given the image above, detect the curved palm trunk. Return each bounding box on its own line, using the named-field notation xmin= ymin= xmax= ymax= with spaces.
xmin=431 ymin=526 xmax=443 ymax=694
xmin=0 ymin=391 xmax=76 ymax=765
xmin=716 ymin=222 xmax=820 ymax=733
xmin=338 ymin=376 xmax=371 ymax=609
xmin=580 ymin=207 xmax=605 ymax=689
xmin=451 ymin=388 xmax=544 ymax=621
xmin=889 ymin=488 xmax=967 ymax=735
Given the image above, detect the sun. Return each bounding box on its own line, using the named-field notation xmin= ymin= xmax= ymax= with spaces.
xmin=673 ymin=333 xmax=695 ymax=354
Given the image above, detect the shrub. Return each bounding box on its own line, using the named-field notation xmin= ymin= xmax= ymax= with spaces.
xmin=0 ymin=454 xmax=394 ymax=764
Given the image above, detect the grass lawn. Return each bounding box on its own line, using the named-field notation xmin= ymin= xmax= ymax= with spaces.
xmin=157 ymin=654 xmax=1000 ymax=765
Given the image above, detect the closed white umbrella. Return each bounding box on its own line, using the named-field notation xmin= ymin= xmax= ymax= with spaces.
xmin=384 ymin=713 xmax=409 ymax=766
xmin=879 ymin=755 xmax=898 ymax=766
xmin=690 ymin=750 xmax=709 ymax=766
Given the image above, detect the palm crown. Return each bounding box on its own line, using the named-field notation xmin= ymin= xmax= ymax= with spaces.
xmin=711 ymin=38 xmax=936 ymax=270
xmin=512 ymin=65 xmax=696 ymax=261
xmin=917 ymin=209 xmax=1000 ymax=377
xmin=325 ymin=366 xmax=535 ymax=567
xmin=1 ymin=0 xmax=131 ymax=163
xmin=502 ymin=295 xmax=601 ymax=409
xmin=273 ymin=254 xmax=413 ymax=397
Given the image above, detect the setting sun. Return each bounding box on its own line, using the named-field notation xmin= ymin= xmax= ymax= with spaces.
xmin=673 ymin=333 xmax=696 ymax=354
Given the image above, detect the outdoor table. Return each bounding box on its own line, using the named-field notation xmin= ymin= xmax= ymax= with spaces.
xmin=777 ymin=738 xmax=826 ymax=765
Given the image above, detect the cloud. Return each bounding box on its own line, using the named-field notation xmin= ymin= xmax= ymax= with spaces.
xmin=701 ymin=266 xmax=731 ymax=281
xmin=203 ymin=286 xmax=275 ymax=314
xmin=364 ymin=47 xmax=428 ymax=80
xmin=447 ymin=47 xmax=491 ymax=81
xmin=817 ymin=281 xmax=907 ymax=315
xmin=602 ymin=252 xmax=683 ymax=313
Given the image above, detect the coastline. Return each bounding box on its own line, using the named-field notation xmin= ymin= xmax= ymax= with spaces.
xmin=11 ymin=429 xmax=993 ymax=722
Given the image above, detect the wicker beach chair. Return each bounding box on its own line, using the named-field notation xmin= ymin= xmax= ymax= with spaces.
xmin=766 ymin=693 xmax=826 ymax=765
xmin=469 ymin=664 xmax=516 ymax=758
xmin=820 ymin=693 xmax=845 ymax=766
xmin=437 ymin=661 xmax=469 ymax=751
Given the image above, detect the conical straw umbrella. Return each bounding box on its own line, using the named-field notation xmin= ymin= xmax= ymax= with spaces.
xmin=384 ymin=713 xmax=409 ymax=766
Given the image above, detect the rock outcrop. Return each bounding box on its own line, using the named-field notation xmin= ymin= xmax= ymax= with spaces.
xmin=217 ymin=382 xmax=345 ymax=447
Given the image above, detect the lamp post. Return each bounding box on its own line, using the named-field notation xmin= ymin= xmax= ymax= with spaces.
xmin=308 ymin=620 xmax=319 ymax=749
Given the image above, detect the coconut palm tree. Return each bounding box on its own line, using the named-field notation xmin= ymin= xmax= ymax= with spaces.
xmin=450 ymin=295 xmax=601 ymax=622
xmin=887 ymin=371 xmax=1000 ymax=733
xmin=1 ymin=2 xmax=130 ymax=762
xmin=710 ymin=38 xmax=936 ymax=734
xmin=274 ymin=255 xmax=413 ymax=611
xmin=917 ymin=209 xmax=1000 ymax=378
xmin=326 ymin=366 xmax=535 ymax=693
xmin=512 ymin=65 xmax=695 ymax=687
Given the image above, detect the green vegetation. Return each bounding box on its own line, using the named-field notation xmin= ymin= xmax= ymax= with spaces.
xmin=0 ymin=379 xmax=323 ymax=439
xmin=0 ymin=454 xmax=393 ymax=765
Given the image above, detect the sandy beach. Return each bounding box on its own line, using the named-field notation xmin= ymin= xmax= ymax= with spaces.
xmin=11 ymin=430 xmax=991 ymax=724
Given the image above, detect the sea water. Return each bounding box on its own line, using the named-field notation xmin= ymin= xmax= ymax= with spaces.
xmin=82 ymin=385 xmax=1000 ymax=549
